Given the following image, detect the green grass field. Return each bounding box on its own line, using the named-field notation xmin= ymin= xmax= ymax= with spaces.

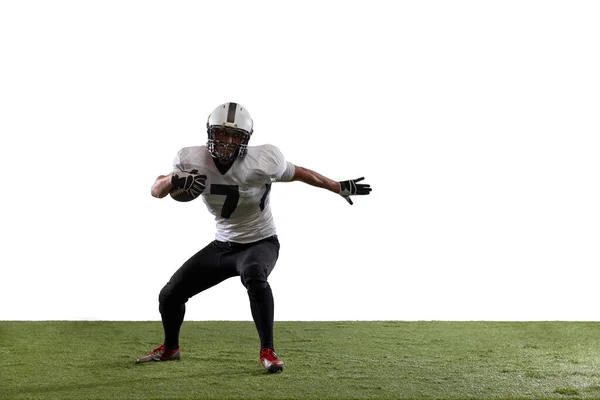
xmin=1 ymin=321 xmax=600 ymax=399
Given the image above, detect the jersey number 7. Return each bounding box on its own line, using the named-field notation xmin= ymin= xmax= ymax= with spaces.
xmin=210 ymin=184 xmax=271 ymax=218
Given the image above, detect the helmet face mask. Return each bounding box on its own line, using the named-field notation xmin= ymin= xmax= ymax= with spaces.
xmin=206 ymin=102 xmax=253 ymax=162
xmin=207 ymin=126 xmax=250 ymax=161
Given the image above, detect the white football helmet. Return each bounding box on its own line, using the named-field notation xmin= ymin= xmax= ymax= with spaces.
xmin=206 ymin=102 xmax=254 ymax=161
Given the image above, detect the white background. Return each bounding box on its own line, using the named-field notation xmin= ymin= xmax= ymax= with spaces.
xmin=1 ymin=1 xmax=599 ymax=321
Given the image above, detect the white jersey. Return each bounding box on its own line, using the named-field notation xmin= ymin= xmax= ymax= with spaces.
xmin=173 ymin=144 xmax=295 ymax=243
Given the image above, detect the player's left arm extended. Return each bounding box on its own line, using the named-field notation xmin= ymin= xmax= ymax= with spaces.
xmin=291 ymin=165 xmax=372 ymax=205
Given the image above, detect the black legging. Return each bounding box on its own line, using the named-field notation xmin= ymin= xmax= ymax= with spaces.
xmin=158 ymin=235 xmax=280 ymax=351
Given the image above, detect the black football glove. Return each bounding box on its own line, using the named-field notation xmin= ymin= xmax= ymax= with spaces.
xmin=171 ymin=171 xmax=207 ymax=198
xmin=339 ymin=177 xmax=372 ymax=205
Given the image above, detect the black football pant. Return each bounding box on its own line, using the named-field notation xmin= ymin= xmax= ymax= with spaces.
xmin=158 ymin=235 xmax=280 ymax=351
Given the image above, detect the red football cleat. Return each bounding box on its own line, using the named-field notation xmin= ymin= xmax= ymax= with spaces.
xmin=136 ymin=344 xmax=181 ymax=364
xmin=260 ymin=348 xmax=284 ymax=373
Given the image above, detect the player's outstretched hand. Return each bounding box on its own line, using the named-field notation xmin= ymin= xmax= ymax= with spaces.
xmin=171 ymin=171 xmax=207 ymax=198
xmin=338 ymin=177 xmax=372 ymax=205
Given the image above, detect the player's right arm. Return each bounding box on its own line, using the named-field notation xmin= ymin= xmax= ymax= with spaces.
xmin=151 ymin=173 xmax=173 ymax=198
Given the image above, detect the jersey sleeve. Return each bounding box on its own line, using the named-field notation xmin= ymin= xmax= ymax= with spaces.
xmin=172 ymin=149 xmax=184 ymax=172
xmin=172 ymin=146 xmax=205 ymax=173
xmin=258 ymin=144 xmax=296 ymax=183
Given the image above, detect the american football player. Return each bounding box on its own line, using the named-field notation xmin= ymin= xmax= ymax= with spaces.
xmin=137 ymin=102 xmax=372 ymax=373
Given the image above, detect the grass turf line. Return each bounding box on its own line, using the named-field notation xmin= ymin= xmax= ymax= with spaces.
xmin=1 ymin=321 xmax=600 ymax=399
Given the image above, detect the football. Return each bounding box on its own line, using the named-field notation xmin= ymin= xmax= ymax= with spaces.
xmin=169 ymin=187 xmax=197 ymax=202
xmin=169 ymin=171 xmax=207 ymax=202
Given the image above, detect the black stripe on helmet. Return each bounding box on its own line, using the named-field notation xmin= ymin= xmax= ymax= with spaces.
xmin=226 ymin=102 xmax=237 ymax=123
